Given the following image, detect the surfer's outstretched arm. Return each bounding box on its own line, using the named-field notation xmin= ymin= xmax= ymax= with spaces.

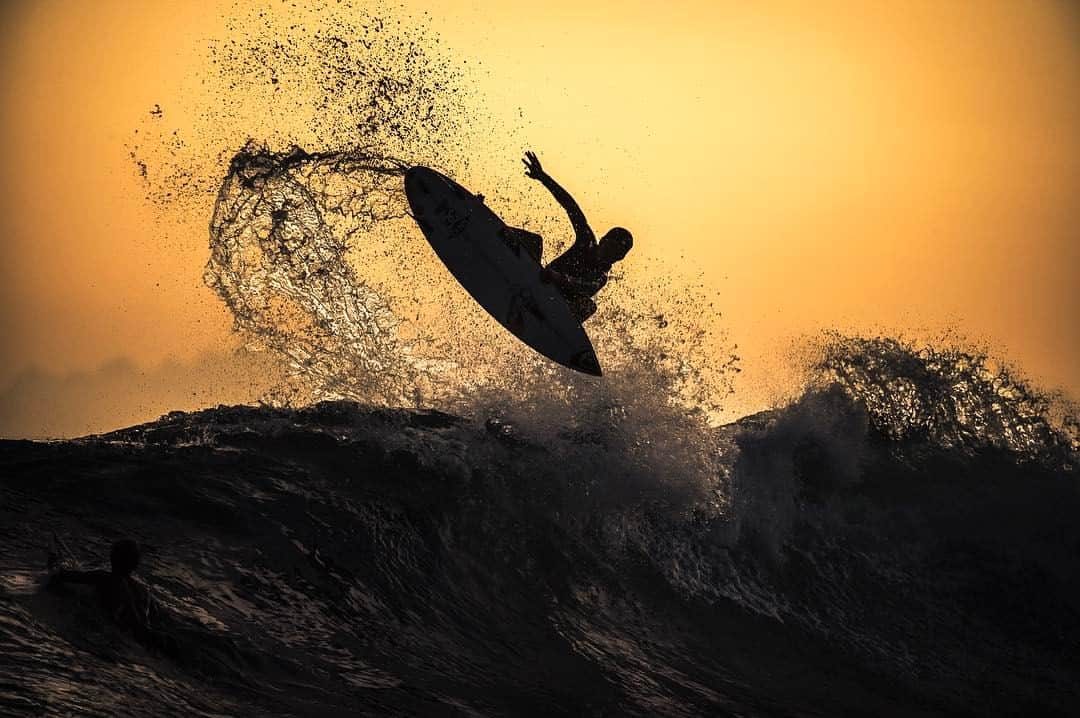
xmin=522 ymin=151 xmax=595 ymax=246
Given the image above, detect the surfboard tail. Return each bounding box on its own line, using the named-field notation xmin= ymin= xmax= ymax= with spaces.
xmin=569 ymin=349 xmax=602 ymax=377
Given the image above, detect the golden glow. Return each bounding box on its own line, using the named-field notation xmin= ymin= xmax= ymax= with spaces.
xmin=1 ymin=0 xmax=1078 ymax=436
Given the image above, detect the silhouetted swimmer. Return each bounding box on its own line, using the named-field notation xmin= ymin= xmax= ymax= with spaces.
xmin=48 ymin=539 xmax=175 ymax=654
xmin=499 ymin=151 xmax=633 ymax=322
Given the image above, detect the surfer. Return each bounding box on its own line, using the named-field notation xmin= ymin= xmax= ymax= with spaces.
xmin=48 ymin=538 xmax=164 ymax=647
xmin=501 ymin=151 xmax=633 ymax=322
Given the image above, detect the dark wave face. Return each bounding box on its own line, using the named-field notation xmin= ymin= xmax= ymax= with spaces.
xmin=2 ymin=338 xmax=1077 ymax=717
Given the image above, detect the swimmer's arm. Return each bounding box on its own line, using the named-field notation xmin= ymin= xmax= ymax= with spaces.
xmin=48 ymin=569 xmax=109 ymax=587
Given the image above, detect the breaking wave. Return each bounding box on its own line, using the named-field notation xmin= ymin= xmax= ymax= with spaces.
xmin=3 ymin=335 xmax=1078 ymax=716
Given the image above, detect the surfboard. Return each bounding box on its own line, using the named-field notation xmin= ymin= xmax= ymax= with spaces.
xmin=404 ymin=166 xmax=602 ymax=376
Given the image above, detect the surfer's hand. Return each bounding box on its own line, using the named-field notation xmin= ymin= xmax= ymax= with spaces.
xmin=522 ymin=151 xmax=545 ymax=180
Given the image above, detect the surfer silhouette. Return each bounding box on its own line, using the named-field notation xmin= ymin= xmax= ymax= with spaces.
xmin=47 ymin=538 xmax=170 ymax=651
xmin=500 ymin=151 xmax=633 ymax=322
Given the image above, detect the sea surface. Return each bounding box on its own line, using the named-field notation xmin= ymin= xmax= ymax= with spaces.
xmin=3 ymin=346 xmax=1077 ymax=716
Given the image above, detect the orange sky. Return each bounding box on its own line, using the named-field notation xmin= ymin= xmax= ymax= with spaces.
xmin=1 ymin=0 xmax=1078 ymax=437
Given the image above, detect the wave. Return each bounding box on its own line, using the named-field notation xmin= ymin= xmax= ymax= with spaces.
xmin=2 ymin=336 xmax=1077 ymax=716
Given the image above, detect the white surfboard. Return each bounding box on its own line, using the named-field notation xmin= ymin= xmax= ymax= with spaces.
xmin=404 ymin=166 xmax=602 ymax=376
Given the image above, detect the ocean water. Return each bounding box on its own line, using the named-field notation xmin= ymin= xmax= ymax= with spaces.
xmin=2 ymin=340 xmax=1077 ymax=716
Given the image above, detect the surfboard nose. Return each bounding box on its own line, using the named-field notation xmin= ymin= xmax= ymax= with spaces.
xmin=570 ymin=349 xmax=602 ymax=377
xmin=405 ymin=166 xmax=432 ymax=197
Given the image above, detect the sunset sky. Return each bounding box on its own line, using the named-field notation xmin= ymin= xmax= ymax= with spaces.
xmin=1 ymin=0 xmax=1077 ymax=437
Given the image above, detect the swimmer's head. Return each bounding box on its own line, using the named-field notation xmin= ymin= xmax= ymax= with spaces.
xmin=110 ymin=539 xmax=141 ymax=577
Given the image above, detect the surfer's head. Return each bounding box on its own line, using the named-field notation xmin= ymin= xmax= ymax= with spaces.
xmin=597 ymin=227 xmax=633 ymax=264
xmin=110 ymin=539 xmax=141 ymax=577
